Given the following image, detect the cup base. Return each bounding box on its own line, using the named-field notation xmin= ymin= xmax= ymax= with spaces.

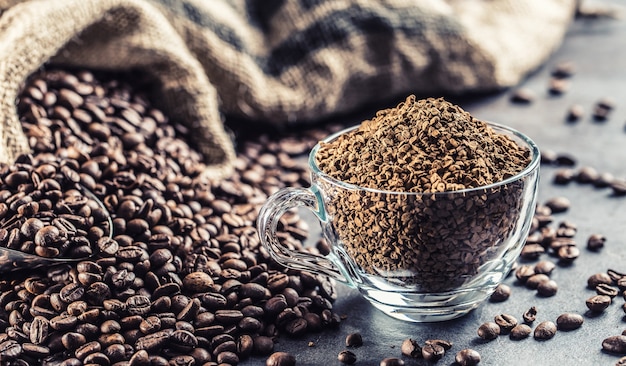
xmin=360 ymin=284 xmax=495 ymax=322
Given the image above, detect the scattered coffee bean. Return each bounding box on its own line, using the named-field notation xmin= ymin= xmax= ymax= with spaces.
xmin=596 ymin=283 xmax=620 ymax=298
xmin=534 ymin=321 xmax=557 ymax=340
xmin=552 ymin=61 xmax=576 ymax=78
xmin=554 ymin=168 xmax=576 ymax=185
xmin=594 ymin=172 xmax=615 ymax=188
xmin=510 ymin=88 xmax=535 ymax=104
xmin=520 ymin=243 xmax=545 ymax=260
xmin=616 ymin=356 xmax=626 ymax=365
xmin=509 ymin=324 xmax=532 ymax=340
xmin=477 ymin=322 xmax=500 ymax=340
xmin=576 ymin=166 xmax=599 ymax=183
xmin=611 ymin=179 xmax=626 ymax=196
xmin=421 ymin=343 xmax=445 ymax=362
xmin=489 ymin=284 xmax=511 ymax=302
xmin=544 ymin=197 xmax=570 ymax=213
xmin=494 ymin=314 xmax=518 ymax=334
xmin=557 ymin=244 xmax=580 ymax=263
xmin=455 ymin=348 xmax=481 ymax=366
xmin=523 ymin=306 xmax=538 ymax=324
xmin=400 ymin=338 xmax=421 ymax=359
xmin=603 ymin=335 xmax=626 ymax=355
xmin=556 ymin=313 xmax=584 ymax=331
xmin=526 ymin=274 xmax=550 ymax=289
xmin=586 ymin=295 xmax=612 ymax=312
xmin=515 ymin=265 xmax=536 ymax=283
xmin=566 ymin=104 xmax=584 ymax=122
xmin=541 ymin=149 xmax=558 ymax=165
xmin=338 ymin=350 xmax=357 ymax=365
xmin=266 ymin=351 xmax=296 ymax=366
xmin=555 ymin=154 xmax=577 ymax=167
xmin=587 ymin=234 xmax=607 ymax=251
xmin=345 ymin=332 xmax=363 ymax=347
xmin=588 ymin=272 xmax=613 ymax=289
xmin=537 ymin=280 xmax=558 ymax=297
xmin=380 ymin=357 xmax=405 ymax=366
xmin=548 ymin=78 xmax=568 ymax=95
xmin=534 ymin=260 xmax=556 ymax=276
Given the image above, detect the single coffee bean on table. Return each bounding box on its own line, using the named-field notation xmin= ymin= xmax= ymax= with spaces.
xmin=315 ymin=96 xmax=532 ymax=291
xmin=455 ymin=348 xmax=481 ymax=366
xmin=266 ymin=351 xmax=297 ymax=366
xmin=534 ymin=321 xmax=557 ymax=340
xmin=587 ymin=234 xmax=607 ymax=251
xmin=345 ymin=332 xmax=363 ymax=347
xmin=494 ymin=314 xmax=518 ymax=334
xmin=401 ymin=338 xmax=422 ymax=358
xmin=477 ymin=322 xmax=500 ymax=340
xmin=489 ymin=283 xmax=511 ymax=302
xmin=338 ymin=350 xmax=357 ymax=364
xmin=523 ymin=306 xmax=538 ymax=324
xmin=380 ymin=357 xmax=405 ymax=366
xmin=556 ymin=313 xmax=584 ymax=331
xmin=509 ymin=324 xmax=532 ymax=340
xmin=536 ymin=279 xmax=558 ymax=297
xmin=586 ymin=295 xmax=612 ymax=312
xmin=603 ymin=335 xmax=626 ymax=355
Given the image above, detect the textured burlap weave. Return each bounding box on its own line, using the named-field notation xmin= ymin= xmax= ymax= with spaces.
xmin=0 ymin=0 xmax=577 ymax=178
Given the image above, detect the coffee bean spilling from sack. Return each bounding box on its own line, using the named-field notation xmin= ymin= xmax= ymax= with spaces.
xmin=0 ymin=68 xmax=341 ymax=365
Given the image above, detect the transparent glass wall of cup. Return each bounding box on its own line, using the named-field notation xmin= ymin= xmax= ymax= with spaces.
xmin=258 ymin=123 xmax=540 ymax=322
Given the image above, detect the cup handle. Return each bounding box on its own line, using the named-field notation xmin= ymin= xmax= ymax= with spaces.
xmin=257 ymin=186 xmax=351 ymax=285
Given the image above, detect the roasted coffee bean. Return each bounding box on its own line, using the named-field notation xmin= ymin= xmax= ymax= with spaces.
xmin=587 ymin=234 xmax=606 ymax=251
xmin=611 ymin=178 xmax=626 ymax=196
xmin=566 ymin=104 xmax=584 ymax=122
xmin=603 ymin=335 xmax=626 ymax=355
xmin=526 ymin=274 xmax=550 ymax=289
xmin=266 ymin=351 xmax=296 ymax=366
xmin=510 ymin=324 xmax=532 ymax=340
xmin=510 ymin=88 xmax=535 ymax=104
xmin=520 ymin=243 xmax=545 ymax=259
xmin=544 ymin=196 xmax=570 ymax=213
xmin=345 ymin=332 xmax=363 ymax=347
xmin=534 ymin=260 xmax=556 ymax=275
xmin=379 ymin=357 xmax=405 ymax=366
xmin=554 ymin=168 xmax=575 ymax=184
xmin=557 ymin=244 xmax=580 ymax=263
xmin=489 ymin=283 xmax=511 ymax=302
xmin=494 ymin=314 xmax=518 ymax=334
xmin=588 ymin=273 xmax=613 ymax=289
xmin=253 ymin=336 xmax=275 ymax=355
xmin=537 ymin=280 xmax=558 ymax=297
xmin=477 ymin=322 xmax=500 ymax=340
xmin=556 ymin=313 xmax=584 ymax=331
xmin=515 ymin=264 xmax=535 ymax=283
xmin=338 ymin=350 xmax=357 ymax=365
xmin=455 ymin=348 xmax=481 ymax=366
xmin=586 ymin=295 xmax=612 ymax=312
xmin=400 ymin=338 xmax=421 ymax=358
xmin=597 ymin=283 xmax=620 ymax=298
xmin=421 ymin=342 xmax=445 ymax=362
xmin=534 ymin=321 xmax=557 ymax=340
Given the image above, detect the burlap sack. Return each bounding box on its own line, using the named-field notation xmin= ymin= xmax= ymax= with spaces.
xmin=0 ymin=0 xmax=577 ymax=178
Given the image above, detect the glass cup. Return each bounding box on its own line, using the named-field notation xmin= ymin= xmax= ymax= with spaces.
xmin=257 ymin=122 xmax=540 ymax=322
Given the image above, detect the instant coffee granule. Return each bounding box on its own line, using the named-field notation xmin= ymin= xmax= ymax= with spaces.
xmin=314 ymin=96 xmax=532 ymax=291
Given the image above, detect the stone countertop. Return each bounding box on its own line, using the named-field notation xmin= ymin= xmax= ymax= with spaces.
xmin=244 ymin=5 xmax=626 ymax=366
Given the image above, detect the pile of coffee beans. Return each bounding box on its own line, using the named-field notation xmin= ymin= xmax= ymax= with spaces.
xmin=0 ymin=67 xmax=348 ymax=365
xmin=0 ymin=159 xmax=111 ymax=259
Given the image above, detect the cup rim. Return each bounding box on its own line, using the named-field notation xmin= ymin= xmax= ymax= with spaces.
xmin=309 ymin=121 xmax=540 ymax=196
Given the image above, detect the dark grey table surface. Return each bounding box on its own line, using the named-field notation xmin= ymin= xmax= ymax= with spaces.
xmin=244 ymin=5 xmax=626 ymax=366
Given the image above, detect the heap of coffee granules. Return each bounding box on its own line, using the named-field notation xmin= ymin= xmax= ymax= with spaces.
xmin=315 ymin=95 xmax=530 ymax=193
xmin=313 ymin=96 xmax=534 ymax=291
xmin=0 ymin=68 xmax=341 ymax=365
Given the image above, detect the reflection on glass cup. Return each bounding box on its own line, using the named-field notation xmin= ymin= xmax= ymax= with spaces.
xmin=258 ymin=122 xmax=540 ymax=322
